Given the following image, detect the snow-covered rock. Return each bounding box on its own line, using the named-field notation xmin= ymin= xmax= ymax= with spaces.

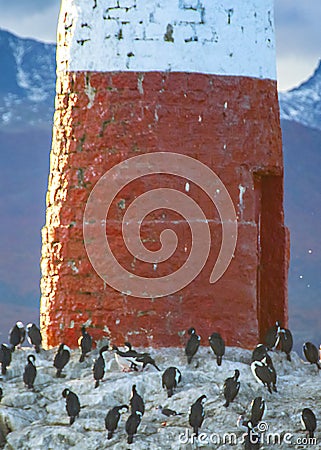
xmin=0 ymin=344 xmax=320 ymax=449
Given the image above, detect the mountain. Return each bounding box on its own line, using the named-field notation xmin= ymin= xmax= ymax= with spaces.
xmin=278 ymin=61 xmax=321 ymax=346
xmin=0 ymin=28 xmax=320 ymax=350
xmin=0 ymin=30 xmax=54 ymax=339
xmin=279 ymin=60 xmax=321 ymax=132
xmin=0 ymin=29 xmax=56 ymax=130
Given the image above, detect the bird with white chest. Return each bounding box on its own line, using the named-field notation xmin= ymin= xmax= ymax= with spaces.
xmin=9 ymin=321 xmax=25 ymax=352
xmin=185 ymin=327 xmax=200 ymax=365
xmin=23 ymin=354 xmax=37 ymax=390
xmin=162 ymin=366 xmax=181 ymax=398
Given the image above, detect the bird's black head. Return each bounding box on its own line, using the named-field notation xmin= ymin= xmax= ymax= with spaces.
xmin=118 ymin=404 xmax=129 ymax=413
xmin=197 ymin=394 xmax=207 ymax=404
xmin=251 ymin=396 xmax=264 ymax=406
xmin=234 ymin=369 xmax=240 ymax=379
xmin=62 ymin=388 xmax=70 ymax=398
xmin=209 ymin=332 xmax=221 ymax=340
xmin=255 ymin=343 xmax=267 ymax=350
xmin=187 ymin=327 xmax=196 ymax=335
xmin=99 ymin=345 xmax=110 ymax=355
xmin=27 ymin=354 xmax=36 ymax=364
xmin=124 ymin=342 xmax=132 ymax=351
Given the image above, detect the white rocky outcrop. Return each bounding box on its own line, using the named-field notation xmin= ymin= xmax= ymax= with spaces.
xmin=0 ymin=344 xmax=319 ymax=449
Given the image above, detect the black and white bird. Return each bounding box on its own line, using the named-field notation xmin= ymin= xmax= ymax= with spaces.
xmin=23 ymin=355 xmax=37 ymax=389
xmin=264 ymin=321 xmax=280 ymax=351
xmin=62 ymin=388 xmax=81 ymax=425
xmin=266 ymin=355 xmax=277 ymax=392
xmin=251 ymin=357 xmax=277 ymax=393
xmin=26 ymin=323 xmax=42 ymax=353
xmin=185 ymin=327 xmax=200 ymax=365
xmin=9 ymin=321 xmax=25 ymax=351
xmin=125 ymin=410 xmax=142 ymax=444
xmin=250 ymin=397 xmax=266 ymax=428
xmin=237 ymin=397 xmax=266 ymax=432
xmin=93 ymin=345 xmax=109 ymax=388
xmin=279 ymin=328 xmax=293 ymax=361
xmin=134 ymin=353 xmax=160 ymax=371
xmin=130 ymin=384 xmax=145 ymax=416
xmin=112 ymin=345 xmax=160 ymax=372
xmin=78 ymin=326 xmax=92 ymax=363
xmin=301 ymin=408 xmax=317 ymax=438
xmin=105 ymin=405 xmax=128 ymax=440
xmin=111 ymin=345 xmax=139 ymax=372
xmin=123 ymin=342 xmax=138 ymax=354
xmin=237 ymin=416 xmax=262 ymax=449
xmin=189 ymin=395 xmax=206 ymax=437
xmin=157 ymin=405 xmax=182 ymax=417
xmin=303 ymin=342 xmax=321 ymax=370
xmin=251 ymin=344 xmax=268 ymax=363
xmin=53 ymin=344 xmax=71 ymax=377
xmin=0 ymin=344 xmax=12 ymax=375
xmin=223 ymin=369 xmax=240 ymax=407
xmin=162 ymin=367 xmax=181 ymax=398
xmin=209 ymin=332 xmax=225 ymax=366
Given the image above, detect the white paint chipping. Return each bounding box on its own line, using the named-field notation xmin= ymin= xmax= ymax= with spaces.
xmin=84 ymin=76 xmax=96 ymax=109
xmin=185 ymin=182 xmax=190 ymax=192
xmin=239 ymin=185 xmax=246 ymax=207
xmin=238 ymin=184 xmax=246 ymax=219
xmin=57 ymin=0 xmax=276 ymax=80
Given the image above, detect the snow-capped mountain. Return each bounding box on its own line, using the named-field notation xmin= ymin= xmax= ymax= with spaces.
xmin=279 ymin=60 xmax=321 ymax=132
xmin=0 ymin=29 xmax=56 ymax=129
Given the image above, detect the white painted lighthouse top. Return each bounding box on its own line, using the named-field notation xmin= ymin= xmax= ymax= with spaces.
xmin=57 ymin=0 xmax=277 ymax=80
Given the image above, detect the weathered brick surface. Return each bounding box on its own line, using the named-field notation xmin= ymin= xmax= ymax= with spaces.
xmin=41 ymin=71 xmax=288 ymax=349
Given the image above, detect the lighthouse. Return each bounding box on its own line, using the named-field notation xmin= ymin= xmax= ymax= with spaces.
xmin=40 ymin=0 xmax=289 ymax=348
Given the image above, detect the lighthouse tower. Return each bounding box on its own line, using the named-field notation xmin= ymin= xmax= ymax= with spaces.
xmin=40 ymin=0 xmax=289 ymax=348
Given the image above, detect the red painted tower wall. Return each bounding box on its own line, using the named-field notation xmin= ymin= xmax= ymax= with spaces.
xmin=40 ymin=1 xmax=289 ymax=349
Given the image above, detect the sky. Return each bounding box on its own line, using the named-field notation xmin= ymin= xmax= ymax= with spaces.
xmin=0 ymin=0 xmax=320 ymax=92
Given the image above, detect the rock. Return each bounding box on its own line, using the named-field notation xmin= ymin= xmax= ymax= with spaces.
xmin=0 ymin=345 xmax=320 ymax=449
